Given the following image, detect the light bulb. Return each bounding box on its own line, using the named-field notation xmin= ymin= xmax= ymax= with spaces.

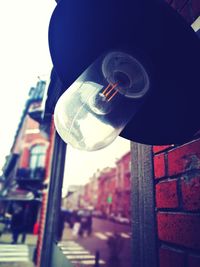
xmin=54 ymin=51 xmax=150 ymax=151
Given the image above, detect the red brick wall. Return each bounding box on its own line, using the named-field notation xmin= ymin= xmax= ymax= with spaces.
xmin=154 ymin=140 xmax=200 ymax=267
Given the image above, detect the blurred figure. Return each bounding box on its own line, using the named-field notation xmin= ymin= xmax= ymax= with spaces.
xmin=57 ymin=209 xmax=65 ymax=241
xmin=107 ymin=233 xmax=124 ymax=267
xmin=77 ymin=209 xmax=92 ymax=237
xmin=21 ymin=205 xmax=29 ymax=243
xmin=11 ymin=204 xmax=24 ymax=244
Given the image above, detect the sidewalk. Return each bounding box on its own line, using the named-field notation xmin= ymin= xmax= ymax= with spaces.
xmin=0 ymin=232 xmax=37 ymax=267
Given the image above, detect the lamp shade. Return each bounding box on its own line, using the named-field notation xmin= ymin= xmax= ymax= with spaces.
xmin=49 ymin=0 xmax=200 ymax=146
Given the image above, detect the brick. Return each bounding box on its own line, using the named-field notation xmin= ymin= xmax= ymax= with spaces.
xmin=181 ymin=176 xmax=200 ymax=211
xmin=188 ymin=254 xmax=200 ymax=267
xmin=154 ymin=153 xmax=166 ymax=179
xmin=153 ymin=145 xmax=172 ymax=154
xmin=156 ymin=180 xmax=178 ymax=208
xmin=159 ymin=247 xmax=185 ymax=267
xmin=168 ymin=140 xmax=200 ymax=176
xmin=19 ymin=147 xmax=30 ymax=168
xmin=157 ymin=212 xmax=200 ymax=250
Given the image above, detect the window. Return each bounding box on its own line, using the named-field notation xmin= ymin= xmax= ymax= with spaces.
xmin=29 ymin=145 xmax=47 ymax=169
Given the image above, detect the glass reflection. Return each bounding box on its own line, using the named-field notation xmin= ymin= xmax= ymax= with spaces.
xmin=59 ymin=137 xmax=131 ymax=267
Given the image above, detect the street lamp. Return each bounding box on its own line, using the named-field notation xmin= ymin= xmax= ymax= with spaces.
xmin=48 ymin=0 xmax=200 ymax=150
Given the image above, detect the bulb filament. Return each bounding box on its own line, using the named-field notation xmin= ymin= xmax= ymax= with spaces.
xmin=102 ymin=83 xmax=119 ymax=102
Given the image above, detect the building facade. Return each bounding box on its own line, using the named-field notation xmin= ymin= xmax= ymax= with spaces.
xmin=0 ymin=80 xmax=50 ymax=232
xmin=63 ymin=152 xmax=131 ymax=221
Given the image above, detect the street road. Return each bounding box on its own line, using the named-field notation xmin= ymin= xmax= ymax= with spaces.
xmin=61 ymin=217 xmax=132 ymax=267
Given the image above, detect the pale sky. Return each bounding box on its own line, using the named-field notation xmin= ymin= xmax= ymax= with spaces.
xmin=0 ymin=1 xmax=131 ymax=190
xmin=0 ymin=0 xmax=56 ymax=172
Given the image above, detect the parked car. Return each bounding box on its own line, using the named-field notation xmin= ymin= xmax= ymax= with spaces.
xmin=92 ymin=210 xmax=106 ymax=219
xmin=107 ymin=213 xmax=116 ymax=221
xmin=114 ymin=214 xmax=130 ymax=224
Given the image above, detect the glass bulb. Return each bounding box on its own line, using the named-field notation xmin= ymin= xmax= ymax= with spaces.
xmin=54 ymin=51 xmax=150 ymax=151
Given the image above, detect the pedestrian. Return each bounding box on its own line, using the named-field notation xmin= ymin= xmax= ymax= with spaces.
xmin=57 ymin=209 xmax=65 ymax=241
xmin=10 ymin=204 xmax=24 ymax=244
xmin=21 ymin=204 xmax=29 ymax=243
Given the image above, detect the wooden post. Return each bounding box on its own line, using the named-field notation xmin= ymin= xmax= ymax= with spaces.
xmin=131 ymin=142 xmax=158 ymax=267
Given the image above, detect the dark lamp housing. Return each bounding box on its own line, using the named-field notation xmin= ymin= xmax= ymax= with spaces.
xmin=49 ymin=0 xmax=200 ymax=150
